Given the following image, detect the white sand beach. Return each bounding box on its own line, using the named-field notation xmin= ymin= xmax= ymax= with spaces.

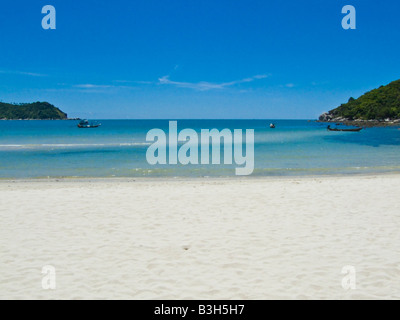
xmin=1 ymin=175 xmax=400 ymax=300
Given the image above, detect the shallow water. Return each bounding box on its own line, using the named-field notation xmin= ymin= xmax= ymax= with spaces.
xmin=0 ymin=120 xmax=399 ymax=178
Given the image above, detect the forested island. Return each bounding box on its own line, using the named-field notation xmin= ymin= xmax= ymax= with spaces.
xmin=0 ymin=101 xmax=68 ymax=120
xmin=319 ymin=79 xmax=400 ymax=126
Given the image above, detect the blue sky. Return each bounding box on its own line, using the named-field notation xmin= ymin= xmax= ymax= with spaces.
xmin=1 ymin=0 xmax=400 ymax=119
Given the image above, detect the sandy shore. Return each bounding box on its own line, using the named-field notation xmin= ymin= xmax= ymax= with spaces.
xmin=1 ymin=175 xmax=400 ymax=300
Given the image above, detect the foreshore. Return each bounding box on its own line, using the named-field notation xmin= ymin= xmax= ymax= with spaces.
xmin=1 ymin=174 xmax=399 ymax=299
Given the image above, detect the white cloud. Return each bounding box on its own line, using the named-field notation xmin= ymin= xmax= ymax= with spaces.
xmin=73 ymin=84 xmax=114 ymax=89
xmin=67 ymin=74 xmax=269 ymax=92
xmin=0 ymin=70 xmax=46 ymax=77
xmin=113 ymin=80 xmax=153 ymax=85
xmin=158 ymin=74 xmax=269 ymax=91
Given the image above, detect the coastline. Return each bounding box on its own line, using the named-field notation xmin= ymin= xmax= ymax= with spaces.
xmin=1 ymin=173 xmax=400 ymax=299
xmin=1 ymin=170 xmax=400 ymax=183
xmin=317 ymin=120 xmax=400 ymax=128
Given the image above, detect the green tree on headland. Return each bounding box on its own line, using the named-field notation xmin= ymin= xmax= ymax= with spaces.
xmin=322 ymin=79 xmax=400 ymax=121
xmin=0 ymin=101 xmax=67 ymax=120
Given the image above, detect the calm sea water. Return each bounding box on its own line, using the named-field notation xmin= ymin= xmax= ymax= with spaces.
xmin=0 ymin=120 xmax=399 ymax=178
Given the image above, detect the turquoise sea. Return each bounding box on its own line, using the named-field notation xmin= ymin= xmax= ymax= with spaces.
xmin=0 ymin=120 xmax=399 ymax=178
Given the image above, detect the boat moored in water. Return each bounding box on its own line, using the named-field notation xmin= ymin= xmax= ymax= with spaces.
xmin=77 ymin=120 xmax=101 ymax=128
xmin=327 ymin=125 xmax=362 ymax=132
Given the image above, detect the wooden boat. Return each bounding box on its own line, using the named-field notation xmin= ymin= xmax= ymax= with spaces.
xmin=77 ymin=120 xmax=101 ymax=128
xmin=327 ymin=125 xmax=362 ymax=132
